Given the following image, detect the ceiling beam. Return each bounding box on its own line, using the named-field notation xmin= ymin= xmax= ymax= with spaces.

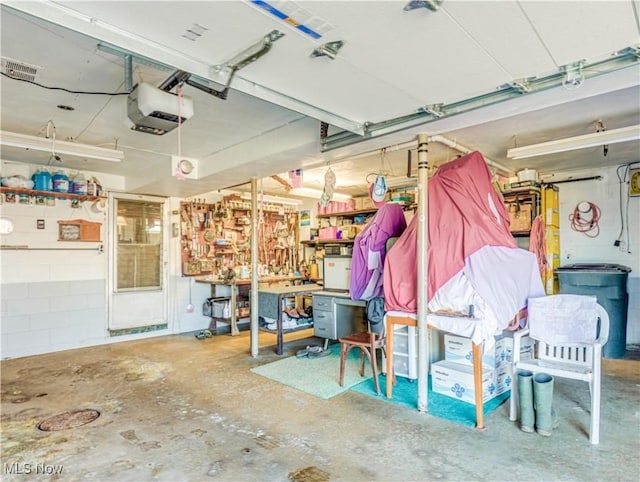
xmin=321 ymin=47 xmax=640 ymax=152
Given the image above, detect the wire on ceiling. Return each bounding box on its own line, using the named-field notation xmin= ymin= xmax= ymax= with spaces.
xmin=615 ymin=161 xmax=640 ymax=254
xmin=1 ymin=71 xmax=130 ymax=95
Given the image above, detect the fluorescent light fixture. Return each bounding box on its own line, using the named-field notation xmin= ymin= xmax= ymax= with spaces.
xmin=0 ymin=130 xmax=124 ymax=163
xmin=240 ymin=192 xmax=302 ymax=206
xmin=386 ymin=177 xmax=418 ymax=189
xmin=289 ymin=186 xmax=352 ymax=202
xmin=507 ymin=125 xmax=640 ymax=159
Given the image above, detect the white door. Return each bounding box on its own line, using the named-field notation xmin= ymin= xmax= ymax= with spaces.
xmin=108 ymin=193 xmax=168 ymax=331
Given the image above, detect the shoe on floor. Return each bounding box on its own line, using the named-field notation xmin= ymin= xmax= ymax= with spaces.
xmin=296 ymin=345 xmax=323 ymax=358
xmin=195 ymin=330 xmax=212 ymax=340
xmin=308 ymin=347 xmax=330 ymax=358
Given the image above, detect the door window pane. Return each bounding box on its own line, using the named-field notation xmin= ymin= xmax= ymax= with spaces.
xmin=116 ymin=198 xmax=163 ymax=290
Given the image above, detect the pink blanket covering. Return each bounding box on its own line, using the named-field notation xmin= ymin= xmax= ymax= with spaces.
xmin=383 ymin=151 xmax=516 ymax=313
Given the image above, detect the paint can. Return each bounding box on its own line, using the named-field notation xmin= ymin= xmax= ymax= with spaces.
xmin=517 ymin=169 xmax=538 ymax=182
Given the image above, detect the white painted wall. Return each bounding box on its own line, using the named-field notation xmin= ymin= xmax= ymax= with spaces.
xmin=0 ymin=161 xmax=226 ymax=358
xmin=549 ymin=164 xmax=640 ymax=344
xmin=1 ymin=162 xmax=121 ymax=358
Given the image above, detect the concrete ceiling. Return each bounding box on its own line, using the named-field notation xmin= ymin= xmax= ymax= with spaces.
xmin=1 ymin=1 xmax=639 ymax=200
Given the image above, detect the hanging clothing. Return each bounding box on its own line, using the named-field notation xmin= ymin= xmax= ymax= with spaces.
xmin=529 ymin=215 xmax=547 ymax=280
xmin=350 ymin=203 xmax=407 ymax=301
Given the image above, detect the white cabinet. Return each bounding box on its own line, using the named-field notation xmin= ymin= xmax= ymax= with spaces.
xmin=391 ymin=325 xmax=418 ymax=380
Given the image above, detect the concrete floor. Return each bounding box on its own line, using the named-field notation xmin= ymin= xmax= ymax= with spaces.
xmin=2 ymin=330 xmax=639 ymax=482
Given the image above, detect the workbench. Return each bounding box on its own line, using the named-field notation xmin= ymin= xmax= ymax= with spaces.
xmin=257 ymin=283 xmax=321 ymax=355
xmin=195 ymin=275 xmax=308 ymax=335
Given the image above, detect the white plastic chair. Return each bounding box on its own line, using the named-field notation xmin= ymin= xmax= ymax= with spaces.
xmin=509 ymin=294 xmax=609 ymax=444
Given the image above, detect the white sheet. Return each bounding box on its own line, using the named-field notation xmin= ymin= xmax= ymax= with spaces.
xmin=386 ymin=310 xmax=495 ymax=347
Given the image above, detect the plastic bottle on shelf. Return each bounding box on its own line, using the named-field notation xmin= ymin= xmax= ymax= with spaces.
xmin=33 ymin=168 xmax=52 ymax=191
xmin=52 ymin=170 xmax=70 ymax=193
xmin=86 ymin=176 xmax=101 ymax=196
xmin=70 ymin=172 xmax=87 ymax=195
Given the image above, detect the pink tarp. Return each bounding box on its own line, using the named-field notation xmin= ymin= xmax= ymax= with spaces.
xmin=383 ymin=151 xmax=517 ymax=313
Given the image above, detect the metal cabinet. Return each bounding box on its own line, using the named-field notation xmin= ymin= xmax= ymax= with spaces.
xmin=312 ymin=293 xmax=366 ymax=340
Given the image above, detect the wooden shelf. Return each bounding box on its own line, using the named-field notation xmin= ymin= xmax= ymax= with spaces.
xmin=301 ymin=239 xmax=355 ymax=246
xmin=317 ymin=208 xmax=377 ymax=219
xmin=1 ymin=187 xmax=102 ymax=202
xmin=259 ymin=323 xmax=313 ymax=335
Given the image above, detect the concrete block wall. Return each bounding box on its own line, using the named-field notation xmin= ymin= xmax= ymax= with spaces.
xmin=1 ymin=280 xmax=107 ymax=359
xmin=0 ymin=190 xmax=110 ymax=359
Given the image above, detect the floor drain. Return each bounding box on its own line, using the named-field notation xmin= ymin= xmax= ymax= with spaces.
xmin=38 ymin=409 xmax=100 ymax=431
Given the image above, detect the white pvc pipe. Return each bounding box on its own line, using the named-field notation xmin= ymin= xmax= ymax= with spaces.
xmin=250 ymin=177 xmax=259 ymax=357
xmin=416 ymin=133 xmax=430 ymax=412
xmin=331 ymin=135 xmax=513 ymax=176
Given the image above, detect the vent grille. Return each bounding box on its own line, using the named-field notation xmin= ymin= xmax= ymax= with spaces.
xmin=1 ymin=57 xmax=40 ymax=82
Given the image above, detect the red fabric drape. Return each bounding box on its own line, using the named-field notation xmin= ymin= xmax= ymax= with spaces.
xmin=383 ymin=151 xmax=515 ymax=313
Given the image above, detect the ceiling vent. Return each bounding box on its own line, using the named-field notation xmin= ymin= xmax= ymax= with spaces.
xmin=1 ymin=57 xmax=40 ymax=82
xmin=126 ymin=83 xmax=194 ymax=135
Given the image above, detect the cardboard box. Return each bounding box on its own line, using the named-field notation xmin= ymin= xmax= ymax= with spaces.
xmin=545 ymin=227 xmax=560 ymax=254
xmin=431 ymin=360 xmax=497 ymax=405
xmin=546 ymin=253 xmax=560 ymax=270
xmin=318 ymin=226 xmax=338 ymax=239
xmin=494 ymin=364 xmax=514 ymax=395
xmin=502 ymin=332 xmax=534 ymax=363
xmin=359 ymin=196 xmax=376 ymax=210
xmin=545 ymin=208 xmax=560 ymax=228
xmin=444 ymin=333 xmax=533 ymax=368
xmin=544 ymin=185 xmax=559 ymax=208
xmin=444 ymin=334 xmax=503 ymax=368
xmin=506 ymin=202 xmax=532 ymax=232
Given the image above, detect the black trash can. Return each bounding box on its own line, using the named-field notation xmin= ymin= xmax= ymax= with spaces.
xmin=555 ymin=263 xmax=631 ymax=359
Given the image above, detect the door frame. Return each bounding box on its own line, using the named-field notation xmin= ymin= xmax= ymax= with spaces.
xmin=107 ymin=192 xmax=170 ymax=333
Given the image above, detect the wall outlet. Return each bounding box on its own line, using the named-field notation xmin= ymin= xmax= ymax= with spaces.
xmin=36 ymin=219 xmax=45 ymax=229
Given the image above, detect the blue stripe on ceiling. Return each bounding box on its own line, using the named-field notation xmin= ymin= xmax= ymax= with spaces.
xmin=250 ymin=0 xmax=323 ymax=39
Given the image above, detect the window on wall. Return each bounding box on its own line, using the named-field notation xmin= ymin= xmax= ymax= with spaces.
xmin=115 ymin=198 xmax=163 ymax=291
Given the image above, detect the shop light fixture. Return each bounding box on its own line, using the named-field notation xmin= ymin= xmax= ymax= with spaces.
xmin=239 ymin=192 xmax=302 ymax=206
xmin=289 ymin=187 xmax=352 ymax=202
xmin=0 ymin=130 xmax=125 ymax=163
xmin=507 ymin=125 xmax=640 ymax=159
xmin=385 ymin=177 xmax=418 ymax=189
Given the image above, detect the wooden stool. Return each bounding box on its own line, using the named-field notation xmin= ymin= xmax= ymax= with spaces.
xmin=339 ymin=331 xmax=386 ymax=395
